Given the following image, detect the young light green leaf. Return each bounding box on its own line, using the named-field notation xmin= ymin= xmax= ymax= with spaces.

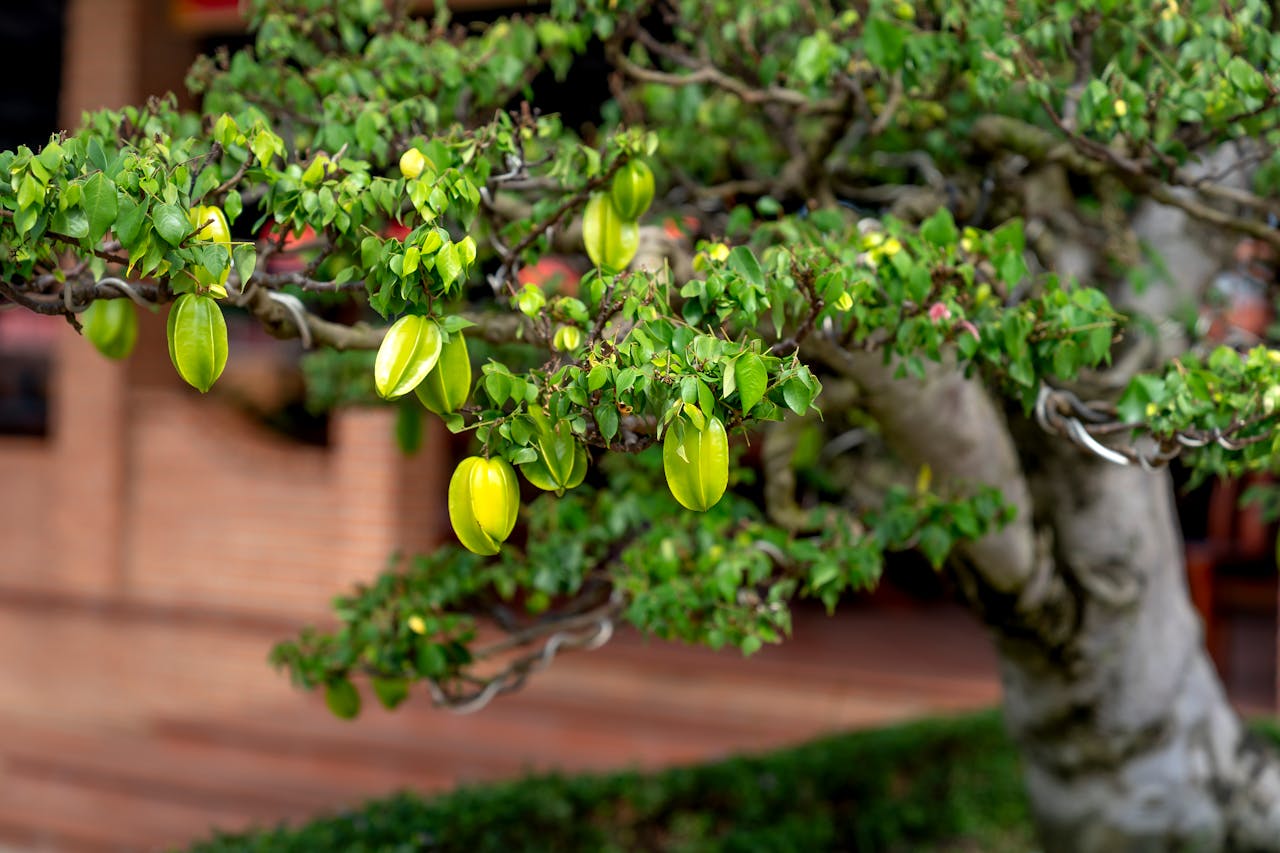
xmin=436 ymin=242 xmax=462 ymax=289
xmin=734 ymin=352 xmax=768 ymax=414
xmin=728 ymin=246 xmax=764 ymax=288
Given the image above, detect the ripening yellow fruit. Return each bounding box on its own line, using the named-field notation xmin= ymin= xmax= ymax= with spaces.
xmin=448 ymin=456 xmax=520 ymax=555
xmin=374 ymin=315 xmax=443 ymax=400
xmin=399 ymin=148 xmax=431 ymax=180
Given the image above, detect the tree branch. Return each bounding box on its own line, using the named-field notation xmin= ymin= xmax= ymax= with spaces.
xmin=804 ymin=337 xmax=1042 ymax=597
xmin=972 ymin=114 xmax=1280 ymax=251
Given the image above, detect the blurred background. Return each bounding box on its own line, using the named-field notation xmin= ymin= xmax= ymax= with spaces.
xmin=0 ymin=2 xmax=1274 ymax=850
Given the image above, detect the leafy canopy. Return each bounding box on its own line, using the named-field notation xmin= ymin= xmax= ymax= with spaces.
xmin=4 ymin=0 xmax=1280 ymax=714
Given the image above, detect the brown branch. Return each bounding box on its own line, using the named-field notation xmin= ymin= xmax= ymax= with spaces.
xmin=238 ymin=283 xmax=527 ymax=350
xmin=0 ymin=210 xmax=130 ymax=266
xmin=609 ymin=29 xmax=842 ymax=113
xmin=972 ymin=114 xmax=1280 ymax=252
xmin=497 ymin=157 xmax=628 ymax=306
xmin=805 ymin=336 xmax=1041 ymax=596
xmin=1059 ymin=14 xmax=1100 ymax=132
xmin=472 ymin=594 xmax=622 ymax=660
xmin=770 ymin=266 xmax=823 ymax=355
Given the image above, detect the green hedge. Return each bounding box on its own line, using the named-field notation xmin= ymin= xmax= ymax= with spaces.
xmin=194 ymin=709 xmax=1280 ymax=851
xmin=188 ymin=711 xmax=1035 ymax=852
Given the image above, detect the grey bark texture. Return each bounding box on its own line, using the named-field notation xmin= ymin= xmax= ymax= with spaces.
xmin=809 ymin=340 xmax=1280 ymax=852
xmin=1012 ymin=439 xmax=1280 ymax=852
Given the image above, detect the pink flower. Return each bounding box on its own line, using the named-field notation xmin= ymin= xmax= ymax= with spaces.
xmin=928 ymin=302 xmax=952 ymax=323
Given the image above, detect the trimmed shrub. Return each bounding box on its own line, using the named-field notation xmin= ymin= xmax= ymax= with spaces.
xmin=187 ymin=711 xmax=1030 ymax=852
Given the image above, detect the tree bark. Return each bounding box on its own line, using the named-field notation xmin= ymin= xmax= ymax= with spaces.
xmin=811 ymin=341 xmax=1280 ymax=851
xmin=1002 ymin=438 xmax=1280 ymax=852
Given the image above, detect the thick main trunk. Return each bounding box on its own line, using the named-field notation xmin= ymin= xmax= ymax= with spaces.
xmin=999 ymin=445 xmax=1280 ymax=852
xmin=811 ymin=342 xmax=1280 ymax=851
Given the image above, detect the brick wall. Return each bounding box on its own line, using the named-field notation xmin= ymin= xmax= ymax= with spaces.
xmin=0 ymin=325 xmax=449 ymax=620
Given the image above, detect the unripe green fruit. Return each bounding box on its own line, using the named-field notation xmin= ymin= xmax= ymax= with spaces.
xmin=374 ymin=315 xmax=442 ymax=400
xmin=515 ymin=284 xmax=546 ymax=317
xmin=520 ymin=416 xmax=588 ymax=496
xmin=610 ymin=160 xmax=655 ymax=220
xmin=582 ymin=193 xmax=639 ymax=273
xmin=81 ymin=298 xmax=138 ymax=360
xmin=415 ymin=330 xmax=471 ymax=415
xmin=449 ymin=456 xmax=520 ymax=555
xmin=1264 ymin=385 xmax=1280 ymax=415
xmin=552 ymin=325 xmax=582 ymax=352
xmin=167 ymin=293 xmax=228 ymax=393
xmin=663 ymin=414 xmax=729 ymax=512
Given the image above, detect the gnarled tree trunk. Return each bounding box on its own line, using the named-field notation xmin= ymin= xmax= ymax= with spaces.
xmin=810 ymin=340 xmax=1280 ymax=852
xmin=1003 ymin=444 xmax=1280 ymax=851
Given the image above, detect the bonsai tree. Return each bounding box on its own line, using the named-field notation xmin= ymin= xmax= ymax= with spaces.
xmin=5 ymin=0 xmax=1280 ymax=848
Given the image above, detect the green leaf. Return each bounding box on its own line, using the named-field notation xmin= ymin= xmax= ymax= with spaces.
xmin=918 ymin=525 xmax=952 ymax=569
xmin=1226 ymin=56 xmax=1267 ymax=98
xmin=153 ymin=203 xmax=191 ymax=246
xmin=484 ymin=372 xmax=512 ymax=405
xmin=81 ymin=173 xmax=117 ymax=244
xmin=728 ymin=246 xmax=764 ymax=288
xmin=594 ymin=402 xmax=619 ymax=442
xmin=201 ymin=244 xmax=230 ymax=280
xmin=722 ymin=357 xmax=738 ymax=399
xmin=735 ymin=352 xmax=768 ymax=414
xmin=17 ymin=174 xmax=43 ymax=210
xmin=233 ymin=243 xmax=257 ymax=285
xmin=251 ymin=129 xmax=278 ymax=166
xmin=587 ymin=363 xmax=609 ymax=392
xmin=919 ymin=208 xmax=957 ymax=248
xmin=864 ymin=18 xmax=907 ymax=71
xmin=403 ymin=245 xmax=421 ymax=277
xmin=324 ymin=679 xmax=361 ymax=720
xmin=114 ymin=194 xmax=147 ymax=246
xmin=436 ymin=242 xmax=462 ymax=289
xmin=416 ymin=641 xmax=448 ymax=677
xmin=695 ymin=378 xmax=715 ymax=421
xmin=87 ymin=138 xmax=108 ymax=173
xmin=996 ymin=250 xmax=1027 ymax=287
xmin=1052 ymin=340 xmax=1080 ymax=379
xmin=782 ymin=378 xmax=815 ymax=415
xmin=370 ymin=677 xmax=409 ymax=710
xmin=51 ymin=206 xmax=89 ymax=239
xmin=1116 ymin=374 xmax=1165 ymax=423
xmin=224 ymin=190 xmax=242 ymax=223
